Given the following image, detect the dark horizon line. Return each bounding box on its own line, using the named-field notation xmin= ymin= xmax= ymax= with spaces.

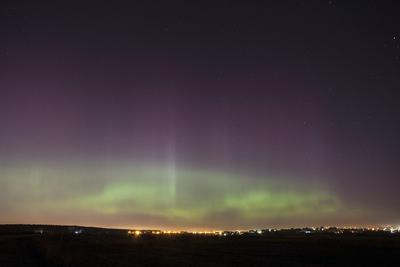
xmin=1 ymin=223 xmax=397 ymax=232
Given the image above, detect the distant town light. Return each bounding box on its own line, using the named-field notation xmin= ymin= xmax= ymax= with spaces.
xmin=74 ymin=229 xmax=82 ymax=234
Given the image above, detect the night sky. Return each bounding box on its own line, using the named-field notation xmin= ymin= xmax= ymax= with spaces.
xmin=1 ymin=1 xmax=400 ymax=230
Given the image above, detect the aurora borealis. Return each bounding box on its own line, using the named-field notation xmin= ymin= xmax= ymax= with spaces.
xmin=1 ymin=161 xmax=344 ymax=229
xmin=1 ymin=1 xmax=400 ymax=230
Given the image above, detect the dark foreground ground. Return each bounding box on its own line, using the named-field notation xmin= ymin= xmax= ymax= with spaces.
xmin=1 ymin=226 xmax=400 ymax=266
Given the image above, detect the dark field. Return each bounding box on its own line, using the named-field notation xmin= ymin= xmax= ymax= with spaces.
xmin=1 ymin=226 xmax=400 ymax=266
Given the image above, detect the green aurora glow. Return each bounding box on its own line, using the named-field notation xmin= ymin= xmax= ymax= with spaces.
xmin=0 ymin=161 xmax=359 ymax=229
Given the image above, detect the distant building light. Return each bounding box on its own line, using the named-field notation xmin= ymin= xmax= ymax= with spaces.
xmin=74 ymin=229 xmax=82 ymax=234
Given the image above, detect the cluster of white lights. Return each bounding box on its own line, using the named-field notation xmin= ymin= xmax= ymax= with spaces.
xmin=126 ymin=226 xmax=400 ymax=237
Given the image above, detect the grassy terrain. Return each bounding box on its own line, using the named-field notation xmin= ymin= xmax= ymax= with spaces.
xmin=0 ymin=226 xmax=399 ymax=266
